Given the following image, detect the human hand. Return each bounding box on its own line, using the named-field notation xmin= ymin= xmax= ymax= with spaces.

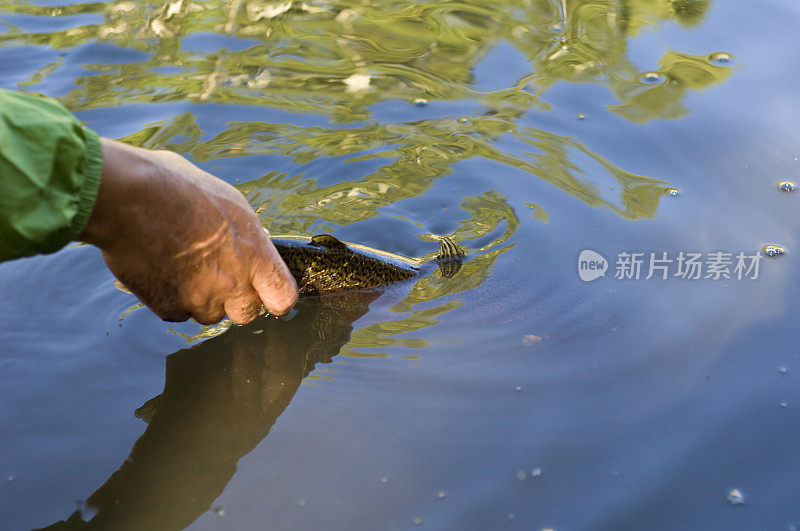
xmin=79 ymin=139 xmax=298 ymax=324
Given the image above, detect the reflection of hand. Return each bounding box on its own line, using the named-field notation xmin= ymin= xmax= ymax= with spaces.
xmin=78 ymin=139 xmax=298 ymax=324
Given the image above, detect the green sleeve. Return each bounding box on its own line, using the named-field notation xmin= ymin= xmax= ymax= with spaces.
xmin=0 ymin=89 xmax=104 ymax=262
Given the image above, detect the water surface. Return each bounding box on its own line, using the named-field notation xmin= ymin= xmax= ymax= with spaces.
xmin=2 ymin=0 xmax=800 ymax=528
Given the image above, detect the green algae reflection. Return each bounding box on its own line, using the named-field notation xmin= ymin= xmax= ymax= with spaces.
xmin=3 ymin=0 xmax=729 ymax=124
xmin=2 ymin=0 xmax=735 ymax=356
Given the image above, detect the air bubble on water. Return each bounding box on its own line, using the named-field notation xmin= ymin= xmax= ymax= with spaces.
xmin=380 ymin=477 xmax=388 ymax=483
xmin=523 ymin=334 xmax=542 ymax=346
xmin=777 ymin=181 xmax=796 ymax=192
xmin=414 ymin=517 xmax=423 ymax=525
xmin=576 ymin=113 xmax=586 ymax=120
xmin=640 ymin=71 xmax=666 ymax=84
xmin=437 ymin=491 xmax=446 ymax=499
xmin=213 ymin=507 xmax=226 ymax=517
xmin=727 ymin=488 xmax=745 ymax=506
xmin=779 ymin=367 xmax=788 ymax=374
xmin=781 ymin=402 xmax=788 ymax=409
xmin=708 ymin=52 xmax=734 ymax=66
xmin=457 ymin=117 xmax=470 ymax=124
xmin=413 ymin=98 xmax=429 ymax=107
xmin=6 ymin=476 xmax=14 ymax=483
xmin=299 ymin=500 xmax=307 ymax=508
xmin=761 ymin=244 xmax=786 ymax=257
xmin=507 ymin=513 xmax=515 ymax=521
xmin=515 ymin=386 xmax=523 ymax=392
xmin=516 ymin=470 xmax=528 ymax=480
xmin=531 ymin=467 xmax=542 ymax=477
xmin=664 ymin=188 xmax=680 ymax=197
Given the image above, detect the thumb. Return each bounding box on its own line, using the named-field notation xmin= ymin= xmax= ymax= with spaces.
xmin=252 ymin=237 xmax=298 ymax=315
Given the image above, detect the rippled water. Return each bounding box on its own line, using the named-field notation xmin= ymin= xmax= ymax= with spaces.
xmin=2 ymin=0 xmax=800 ymax=529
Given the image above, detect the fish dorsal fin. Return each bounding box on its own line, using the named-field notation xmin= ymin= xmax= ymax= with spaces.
xmin=435 ymin=237 xmax=465 ymax=278
xmin=310 ymin=234 xmax=348 ymax=249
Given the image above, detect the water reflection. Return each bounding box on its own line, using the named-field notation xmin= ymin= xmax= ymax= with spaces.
xmin=120 ymin=111 xmax=667 ymax=225
xmin=2 ymin=0 xmax=732 ymax=201
xmin=39 ymin=293 xmax=380 ymax=531
xmin=610 ymin=51 xmax=732 ymax=123
xmin=1 ymin=0 xmax=775 ymax=528
xmin=2 ymin=0 xmax=725 ymax=124
xmin=1 ymin=0 xmax=735 ymax=236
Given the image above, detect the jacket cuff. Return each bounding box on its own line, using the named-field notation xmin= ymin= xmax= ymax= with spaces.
xmin=67 ymin=127 xmax=104 ymax=243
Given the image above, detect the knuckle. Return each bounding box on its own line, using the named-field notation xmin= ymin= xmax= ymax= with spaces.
xmin=185 ymin=288 xmax=207 ymax=309
xmin=156 ymin=149 xmax=182 ymax=162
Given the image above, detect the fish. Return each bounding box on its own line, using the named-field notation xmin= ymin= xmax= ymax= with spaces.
xmin=272 ymin=234 xmax=465 ymax=296
xmin=112 ymin=235 xmax=465 ymax=297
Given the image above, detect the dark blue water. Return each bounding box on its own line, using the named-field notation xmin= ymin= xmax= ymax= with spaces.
xmin=3 ymin=0 xmax=800 ymax=529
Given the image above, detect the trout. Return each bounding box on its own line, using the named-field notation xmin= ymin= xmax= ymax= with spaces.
xmin=272 ymin=234 xmax=465 ymax=296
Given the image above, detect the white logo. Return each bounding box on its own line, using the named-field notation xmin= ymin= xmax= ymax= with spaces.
xmin=578 ymin=250 xmax=608 ymax=282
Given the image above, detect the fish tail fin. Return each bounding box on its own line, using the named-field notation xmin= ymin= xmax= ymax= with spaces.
xmin=435 ymin=237 xmax=465 ymax=278
xmin=436 ymin=236 xmax=465 ymax=259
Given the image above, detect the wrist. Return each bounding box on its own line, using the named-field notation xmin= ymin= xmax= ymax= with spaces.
xmin=78 ymin=138 xmax=155 ymax=249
